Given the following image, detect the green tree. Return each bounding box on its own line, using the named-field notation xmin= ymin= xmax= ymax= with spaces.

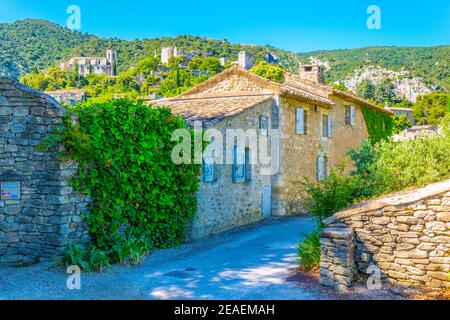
xmin=249 ymin=61 xmax=285 ymax=83
xmin=356 ymin=79 xmax=376 ymax=101
xmin=413 ymin=93 xmax=450 ymax=126
xmin=392 ymin=114 xmax=412 ymax=134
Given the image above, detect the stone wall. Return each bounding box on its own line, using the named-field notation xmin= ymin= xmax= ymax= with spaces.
xmin=0 ymin=77 xmax=89 ymax=266
xmin=320 ymin=180 xmax=450 ymax=290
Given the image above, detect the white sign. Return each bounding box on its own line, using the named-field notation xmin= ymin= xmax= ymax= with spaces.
xmin=1 ymin=181 xmax=21 ymax=200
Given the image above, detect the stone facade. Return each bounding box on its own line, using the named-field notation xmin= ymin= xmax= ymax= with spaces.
xmin=0 ymin=77 xmax=89 ymax=266
xmin=193 ymin=100 xmax=274 ymax=238
xmin=320 ymin=179 xmax=450 ymax=290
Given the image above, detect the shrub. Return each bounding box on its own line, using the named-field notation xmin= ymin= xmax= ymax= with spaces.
xmin=349 ymin=122 xmax=450 ymax=196
xmin=61 ymin=244 xmax=110 ymax=273
xmin=297 ymin=230 xmax=321 ymax=272
xmin=300 ymin=163 xmax=366 ymax=226
xmin=53 ymin=99 xmax=202 ymax=267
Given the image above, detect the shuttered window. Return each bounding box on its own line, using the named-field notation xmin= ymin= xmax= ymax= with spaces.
xmin=322 ymin=114 xmax=333 ymax=138
xmin=316 ymin=155 xmax=328 ymax=181
xmin=296 ymin=108 xmax=307 ymax=135
xmin=233 ymin=145 xmax=246 ymax=183
xmin=203 ymin=156 xmax=215 ymax=183
xmin=260 ymin=116 xmax=269 ymax=136
xmin=327 ymin=115 xmax=333 ymax=137
xmin=345 ymin=106 xmax=356 ymax=126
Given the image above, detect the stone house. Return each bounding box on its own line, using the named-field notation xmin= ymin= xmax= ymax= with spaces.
xmin=44 ymin=89 xmax=87 ymax=106
xmin=153 ymin=65 xmax=393 ymax=238
xmin=60 ymin=49 xmax=117 ymax=77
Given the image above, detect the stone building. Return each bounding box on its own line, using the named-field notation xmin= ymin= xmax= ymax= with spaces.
xmin=44 ymin=89 xmax=87 ymax=106
xmin=153 ymin=65 xmax=392 ymax=238
xmin=0 ymin=77 xmax=90 ymax=266
xmin=60 ymin=49 xmax=117 ymax=76
xmin=161 ymin=47 xmax=200 ymax=65
xmin=385 ymin=106 xmax=416 ymax=125
xmin=238 ymin=51 xmax=254 ymax=70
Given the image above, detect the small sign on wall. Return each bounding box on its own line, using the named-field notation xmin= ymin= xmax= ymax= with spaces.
xmin=1 ymin=181 xmax=21 ymax=200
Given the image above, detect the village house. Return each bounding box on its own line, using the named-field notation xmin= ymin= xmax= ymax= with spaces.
xmin=44 ymin=89 xmax=87 ymax=106
xmin=153 ymin=65 xmax=392 ymax=238
xmin=60 ymin=49 xmax=117 ymax=76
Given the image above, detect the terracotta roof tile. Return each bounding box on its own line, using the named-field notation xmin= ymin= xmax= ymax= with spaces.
xmin=151 ymin=94 xmax=274 ymax=127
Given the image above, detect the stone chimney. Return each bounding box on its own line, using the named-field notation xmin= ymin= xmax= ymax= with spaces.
xmin=238 ymin=51 xmax=254 ymax=70
xmin=299 ymin=65 xmax=325 ymax=84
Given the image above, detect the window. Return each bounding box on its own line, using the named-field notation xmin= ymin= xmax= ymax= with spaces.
xmin=203 ymin=156 xmax=215 ymax=183
xmin=259 ymin=116 xmax=269 ymax=136
xmin=296 ymin=108 xmax=307 ymax=135
xmin=233 ymin=145 xmax=251 ymax=183
xmin=345 ymin=106 xmax=356 ymax=126
xmin=322 ymin=114 xmax=333 ymax=138
xmin=316 ymin=155 xmax=328 ymax=181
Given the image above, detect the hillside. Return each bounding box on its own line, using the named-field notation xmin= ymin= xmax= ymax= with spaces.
xmin=297 ymin=46 xmax=450 ymax=94
xmin=0 ymin=19 xmax=96 ymax=76
xmin=1 ymin=19 xmax=449 ymax=98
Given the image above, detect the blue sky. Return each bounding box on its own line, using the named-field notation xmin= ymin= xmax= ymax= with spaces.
xmin=0 ymin=0 xmax=449 ymax=52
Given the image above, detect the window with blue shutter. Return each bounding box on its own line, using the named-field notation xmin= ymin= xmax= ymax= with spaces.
xmin=296 ymin=108 xmax=306 ymax=135
xmin=317 ymin=155 xmax=326 ymax=181
xmin=233 ymin=145 xmax=246 ymax=183
xmin=203 ymin=156 xmax=215 ymax=183
xmin=327 ymin=115 xmax=333 ymax=137
xmin=350 ymin=106 xmax=356 ymax=126
xmin=260 ymin=116 xmax=268 ymax=136
xmin=245 ymin=148 xmax=252 ymax=182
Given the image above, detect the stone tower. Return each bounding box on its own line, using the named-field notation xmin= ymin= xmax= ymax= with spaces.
xmin=106 ymin=49 xmax=117 ymax=75
xmin=238 ymin=51 xmax=254 ymax=70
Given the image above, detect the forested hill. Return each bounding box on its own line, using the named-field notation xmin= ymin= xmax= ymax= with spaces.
xmin=297 ymin=46 xmax=450 ymax=92
xmin=1 ymin=19 xmax=449 ymax=93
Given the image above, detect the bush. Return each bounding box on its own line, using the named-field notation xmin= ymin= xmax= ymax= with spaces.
xmin=297 ymin=230 xmax=321 ymax=272
xmin=53 ymin=99 xmax=202 ymax=267
xmin=300 ymin=163 xmax=367 ymax=226
xmin=350 ymin=126 xmax=450 ymax=196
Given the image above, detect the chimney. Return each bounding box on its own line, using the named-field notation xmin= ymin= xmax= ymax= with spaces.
xmin=238 ymin=51 xmax=254 ymax=70
xmin=299 ymin=65 xmax=325 ymax=84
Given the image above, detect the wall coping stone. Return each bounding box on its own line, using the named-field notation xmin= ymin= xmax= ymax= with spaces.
xmin=0 ymin=76 xmax=64 ymax=112
xmin=324 ymin=179 xmax=450 ymax=226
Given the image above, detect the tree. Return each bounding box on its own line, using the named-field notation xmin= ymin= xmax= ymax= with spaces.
xmin=356 ymin=79 xmax=376 ymax=101
xmin=413 ymin=93 xmax=450 ymax=126
xmin=392 ymin=115 xmax=412 ymax=134
xmin=188 ymin=57 xmax=223 ymax=74
xmin=249 ymin=61 xmax=285 ymax=83
xmin=20 ymin=72 xmax=49 ymax=91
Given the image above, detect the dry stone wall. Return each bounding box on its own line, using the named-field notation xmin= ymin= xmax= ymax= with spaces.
xmin=0 ymin=77 xmax=90 ymax=266
xmin=320 ymin=180 xmax=450 ymax=290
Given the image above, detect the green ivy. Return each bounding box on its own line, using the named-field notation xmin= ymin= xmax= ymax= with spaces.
xmin=58 ymin=99 xmax=201 ymax=261
xmin=361 ymin=107 xmax=394 ymax=143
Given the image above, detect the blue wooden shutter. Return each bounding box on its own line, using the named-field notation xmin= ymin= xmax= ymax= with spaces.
xmin=296 ymin=108 xmax=305 ymax=134
xmin=317 ymin=155 xmax=325 ymax=181
xmin=233 ymin=145 xmax=246 ymax=183
xmin=203 ymin=157 xmax=215 ymax=183
xmin=327 ymin=115 xmax=333 ymax=137
xmin=350 ymin=106 xmax=356 ymax=126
